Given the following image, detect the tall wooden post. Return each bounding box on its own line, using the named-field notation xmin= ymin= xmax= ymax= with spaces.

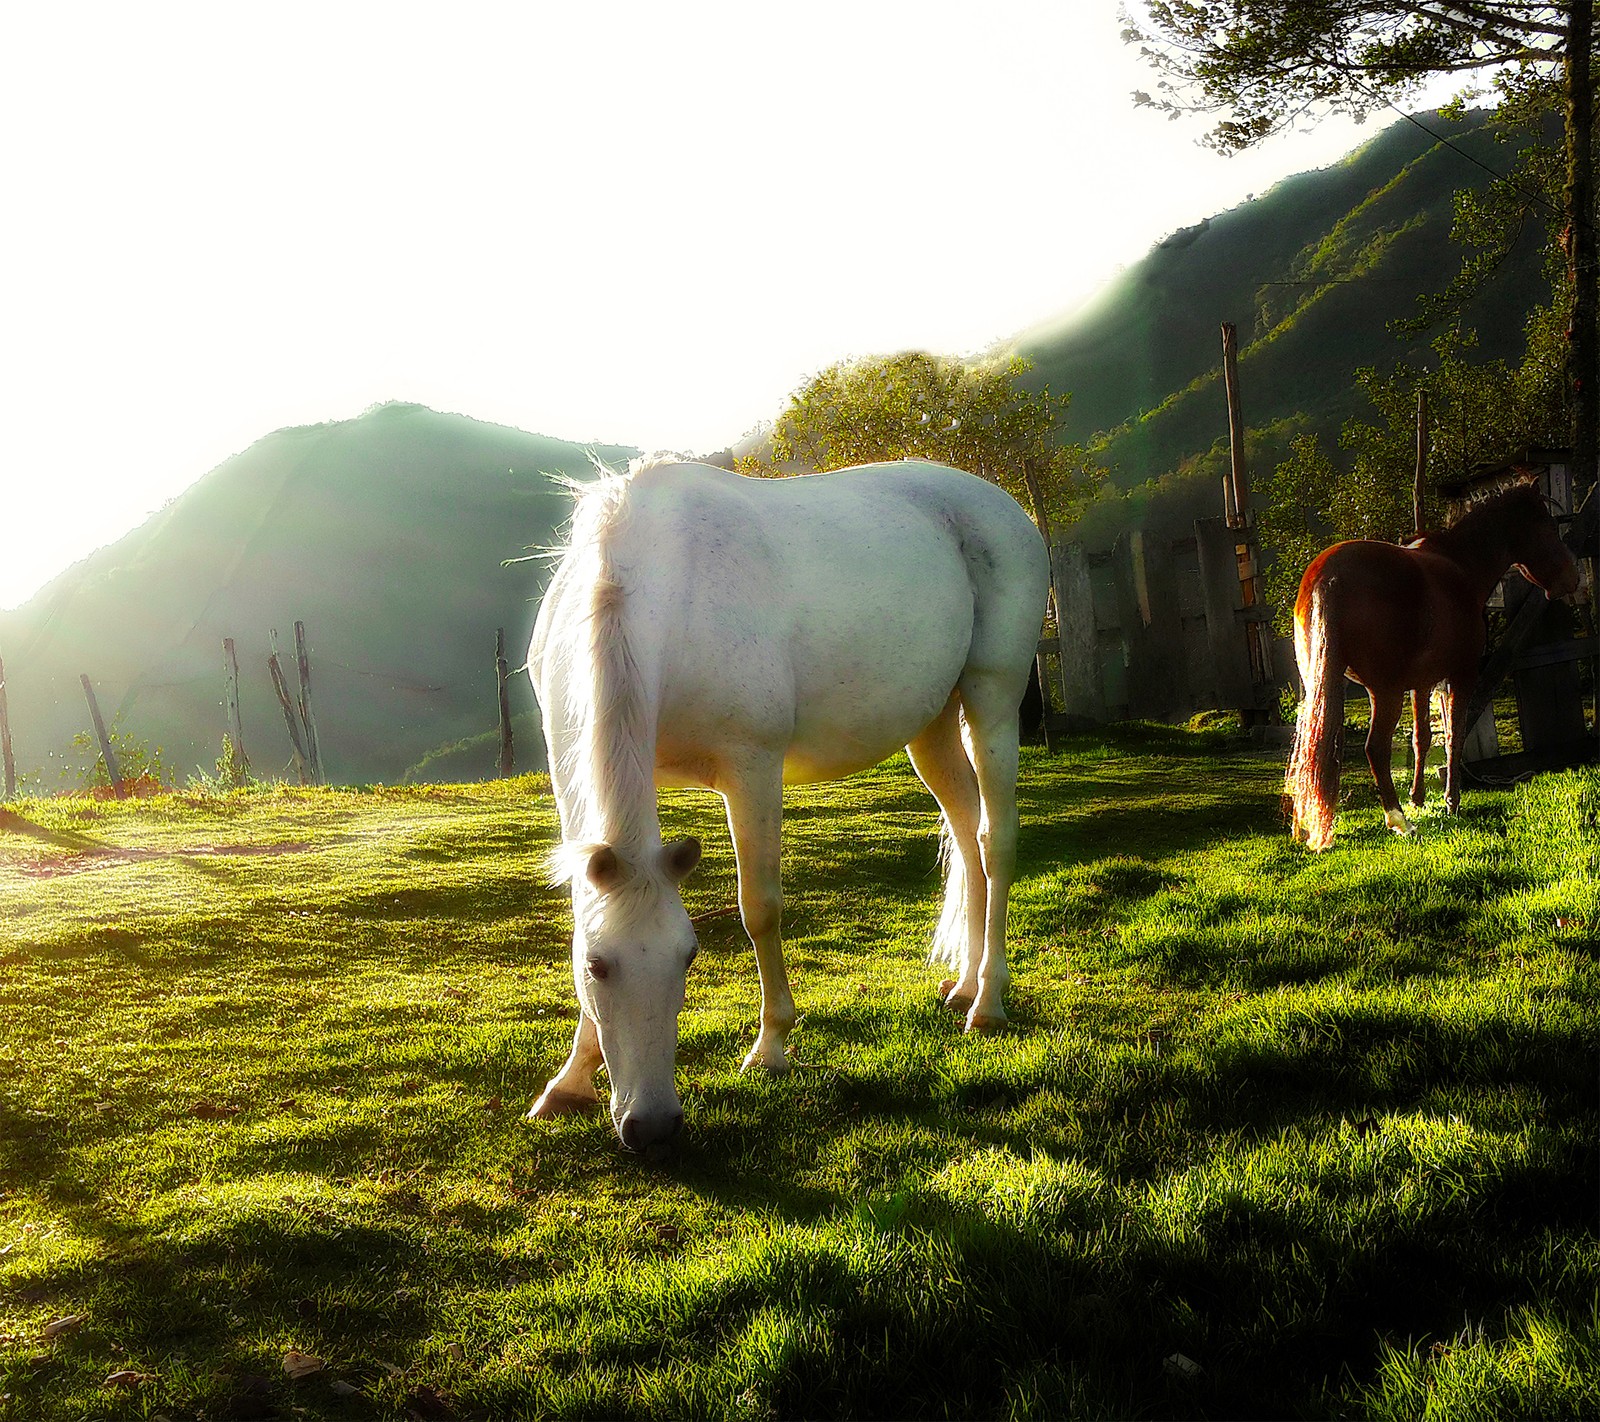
xmin=0 ymin=650 xmax=15 ymax=800
xmin=1219 ymin=322 xmax=1275 ymax=716
xmin=1413 ymin=390 xmax=1430 ymax=536
xmin=269 ymin=630 xmax=309 ymax=786
xmin=79 ymin=674 xmax=125 ymax=797
xmin=1220 ymin=323 xmax=1250 ymax=526
xmin=496 ymin=628 xmax=515 ymax=777
xmin=294 ymin=621 xmax=323 ymax=785
xmin=222 ymin=637 xmax=246 ymax=759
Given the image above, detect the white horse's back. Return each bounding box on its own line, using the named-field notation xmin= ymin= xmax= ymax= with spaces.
xmin=567 ymin=459 xmax=1048 ymax=789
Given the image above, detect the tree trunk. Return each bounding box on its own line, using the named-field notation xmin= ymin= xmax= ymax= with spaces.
xmin=1567 ymin=0 xmax=1597 ymax=493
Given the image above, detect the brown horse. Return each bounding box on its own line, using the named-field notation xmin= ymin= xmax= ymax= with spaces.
xmin=1286 ymin=481 xmax=1582 ymax=850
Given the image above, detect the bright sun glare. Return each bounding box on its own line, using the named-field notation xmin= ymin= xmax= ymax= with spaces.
xmin=0 ymin=2 xmax=1451 ymax=609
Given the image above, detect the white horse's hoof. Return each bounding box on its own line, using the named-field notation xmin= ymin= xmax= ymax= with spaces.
xmin=740 ymin=1042 xmax=791 ymax=1076
xmin=526 ymin=1087 xmax=601 ymax=1120
xmin=1384 ymin=808 xmax=1414 ymax=835
xmin=940 ymin=978 xmax=976 ymax=1014
xmin=964 ymin=1008 xmax=1008 ymax=1035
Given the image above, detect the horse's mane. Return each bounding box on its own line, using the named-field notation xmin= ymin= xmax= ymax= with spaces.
xmin=1446 ymin=474 xmax=1544 ymax=530
xmin=544 ymin=457 xmax=678 ymax=867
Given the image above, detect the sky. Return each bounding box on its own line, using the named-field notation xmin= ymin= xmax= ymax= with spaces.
xmin=1 ymin=2 xmax=1457 ymax=610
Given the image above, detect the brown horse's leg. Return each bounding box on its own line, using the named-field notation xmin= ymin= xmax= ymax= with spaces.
xmin=1441 ymin=671 xmax=1477 ymax=815
xmin=1365 ymin=689 xmax=1413 ymax=835
xmin=1409 ymin=687 xmax=1432 ymax=809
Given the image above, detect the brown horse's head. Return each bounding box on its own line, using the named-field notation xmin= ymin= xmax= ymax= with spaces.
xmin=1495 ymin=482 xmax=1582 ymax=599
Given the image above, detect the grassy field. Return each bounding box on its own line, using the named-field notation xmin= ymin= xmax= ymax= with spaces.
xmin=1 ymin=728 xmax=1596 ymax=1421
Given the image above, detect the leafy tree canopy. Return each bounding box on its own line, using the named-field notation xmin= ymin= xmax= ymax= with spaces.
xmin=737 ymin=351 xmax=1104 ymax=537
xmin=1124 ymin=1 xmax=1569 ymax=150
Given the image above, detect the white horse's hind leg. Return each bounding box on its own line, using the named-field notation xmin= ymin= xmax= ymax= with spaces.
xmin=721 ymin=758 xmax=796 ymax=1075
xmin=906 ymin=693 xmax=986 ymax=1014
xmin=528 ymin=1010 xmax=604 ymax=1118
xmin=958 ymin=675 xmax=1023 ymax=1034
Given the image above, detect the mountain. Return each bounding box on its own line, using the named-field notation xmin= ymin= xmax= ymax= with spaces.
xmin=0 ymin=403 xmax=637 ymax=787
xmin=1007 ymin=108 xmax=1552 ymax=513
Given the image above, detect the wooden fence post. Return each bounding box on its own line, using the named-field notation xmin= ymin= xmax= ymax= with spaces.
xmin=79 ymin=674 xmax=125 ymax=798
xmin=223 ymin=637 xmax=246 ymax=760
xmin=0 ymin=649 xmax=15 ymax=800
xmin=496 ymin=628 xmax=515 ymax=777
xmin=1220 ymin=320 xmax=1277 ymax=717
xmin=1220 ymin=323 xmax=1251 ymax=524
xmin=269 ymin=631 xmax=309 ymax=786
xmin=294 ymin=621 xmax=323 ymax=785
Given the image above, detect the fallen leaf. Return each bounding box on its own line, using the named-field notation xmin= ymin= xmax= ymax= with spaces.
xmin=444 ymin=1341 xmax=465 ymax=1362
xmin=1163 ymin=1352 xmax=1203 ymax=1380
xmin=104 ymin=1369 xmax=156 ymax=1387
xmin=482 ymin=1096 xmax=502 ymax=1113
xmin=282 ymin=1349 xmax=325 ymax=1380
xmin=41 ymin=1314 xmax=85 ymax=1340
xmin=191 ymin=1100 xmax=240 ymax=1120
xmin=329 ymin=1379 xmax=361 ymax=1397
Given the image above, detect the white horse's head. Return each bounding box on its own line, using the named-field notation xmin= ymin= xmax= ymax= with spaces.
xmin=567 ymin=835 xmax=702 ymax=1155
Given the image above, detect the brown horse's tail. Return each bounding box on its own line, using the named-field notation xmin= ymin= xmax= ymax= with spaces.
xmin=1286 ymin=588 xmax=1343 ymax=850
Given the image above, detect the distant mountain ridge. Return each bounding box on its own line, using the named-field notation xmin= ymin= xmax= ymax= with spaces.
xmin=0 ymin=404 xmax=636 ymax=787
xmin=1007 ymin=107 xmax=1549 ymax=503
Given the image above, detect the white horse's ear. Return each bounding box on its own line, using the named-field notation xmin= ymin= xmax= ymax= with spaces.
xmin=586 ymin=845 xmax=627 ymax=892
xmin=661 ymin=836 xmax=701 ymax=882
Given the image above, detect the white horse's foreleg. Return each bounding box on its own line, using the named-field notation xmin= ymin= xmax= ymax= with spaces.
xmin=721 ymin=762 xmax=795 ymax=1075
xmin=527 ymin=1010 xmax=604 ymax=1119
xmin=960 ymin=679 xmax=1022 ymax=1034
xmin=906 ymin=694 xmax=987 ymax=1014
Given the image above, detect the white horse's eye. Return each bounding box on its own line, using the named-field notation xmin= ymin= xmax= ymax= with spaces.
xmin=586 ymin=956 xmax=611 ymax=982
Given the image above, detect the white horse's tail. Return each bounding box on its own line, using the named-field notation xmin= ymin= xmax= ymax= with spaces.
xmin=929 ymin=818 xmax=968 ymax=969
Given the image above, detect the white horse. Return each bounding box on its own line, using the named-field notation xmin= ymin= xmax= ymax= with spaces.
xmin=527 ymin=457 xmax=1050 ymax=1154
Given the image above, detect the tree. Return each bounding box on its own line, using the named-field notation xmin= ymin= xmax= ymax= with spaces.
xmin=1258 ymin=322 xmax=1568 ymax=629
xmin=1124 ymin=0 xmax=1597 ymax=489
xmin=737 ymin=351 xmax=1104 ymax=542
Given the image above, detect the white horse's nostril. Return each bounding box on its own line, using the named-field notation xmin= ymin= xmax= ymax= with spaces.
xmin=618 ymin=1109 xmax=683 ymax=1156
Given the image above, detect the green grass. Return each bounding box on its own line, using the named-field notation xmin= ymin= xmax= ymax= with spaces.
xmin=1 ymin=730 xmax=1595 ymax=1420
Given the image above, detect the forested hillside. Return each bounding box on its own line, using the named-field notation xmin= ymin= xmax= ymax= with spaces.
xmin=0 ymin=404 xmax=636 ymax=786
xmin=1009 ymin=108 xmax=1551 ymax=520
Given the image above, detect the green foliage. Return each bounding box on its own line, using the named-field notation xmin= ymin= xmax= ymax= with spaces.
xmin=0 ymin=746 xmax=1594 ymax=1420
xmin=740 ymin=351 xmax=1105 ymax=533
xmin=1126 ymin=2 xmax=1567 ymax=153
xmin=185 ymin=733 xmax=257 ymax=795
xmin=69 ymin=721 xmax=170 ymax=790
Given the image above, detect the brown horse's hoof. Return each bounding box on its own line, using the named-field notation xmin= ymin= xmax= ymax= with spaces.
xmin=526 ymin=1089 xmax=601 ymax=1121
